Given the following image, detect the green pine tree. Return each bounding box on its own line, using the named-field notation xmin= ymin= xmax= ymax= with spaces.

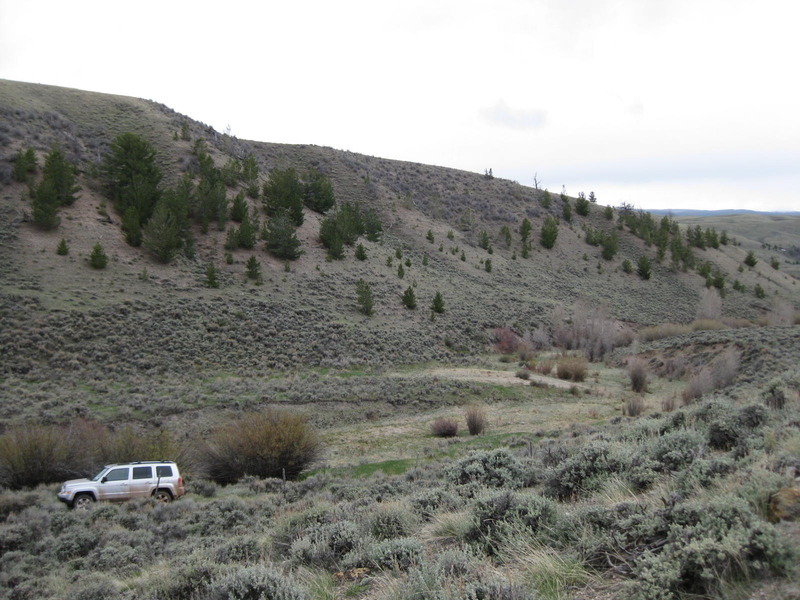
xmin=264 ymin=211 xmax=302 ymax=260
xmin=402 ymin=286 xmax=417 ymax=309
xmin=397 ymin=263 xmax=405 ymax=278
xmin=205 ymin=262 xmax=220 ymax=288
xmin=56 ymin=238 xmax=69 ymax=255
xmin=637 ymin=255 xmax=652 ymax=280
xmin=540 ymin=215 xmax=559 ymax=249
xmin=355 ymin=243 xmax=367 ymax=260
xmin=245 ymin=255 xmax=261 ymax=281
xmin=431 ymin=291 xmax=445 ymax=314
xmin=356 ymin=279 xmax=373 ymax=316
xmin=30 ymin=178 xmax=60 ymax=229
xmin=89 ymin=243 xmax=108 ymax=269
xmin=262 ymin=167 xmax=304 ymax=226
xmin=43 ymin=146 xmax=80 ymax=206
xmin=143 ymin=201 xmax=181 ymax=263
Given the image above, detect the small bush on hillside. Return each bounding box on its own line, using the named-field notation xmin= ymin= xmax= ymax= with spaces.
xmin=89 ymin=243 xmax=108 ymax=269
xmin=361 ymin=537 xmax=422 ymax=571
xmin=447 ymin=449 xmax=523 ymax=488
xmin=545 ymin=441 xmax=622 ymax=500
xmin=533 ymin=360 xmax=554 ymax=375
xmin=290 ymin=520 xmax=361 ymax=569
xmin=465 ymin=406 xmax=488 ymax=435
xmin=469 ymin=491 xmax=559 ymax=553
xmin=431 ymin=417 xmax=459 ymax=438
xmin=624 ymin=396 xmax=645 ymax=417
xmin=628 ymin=358 xmax=648 ymax=393
xmin=368 ymin=502 xmax=418 ymax=540
xmin=206 ymin=565 xmax=304 ymax=600
xmin=648 ymin=429 xmax=704 ymax=472
xmin=199 ymin=408 xmax=321 ymax=484
xmin=556 ymin=356 xmax=587 ymax=382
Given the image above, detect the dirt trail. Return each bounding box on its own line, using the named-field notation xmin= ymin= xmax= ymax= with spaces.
xmin=394 ymin=367 xmax=585 ymax=390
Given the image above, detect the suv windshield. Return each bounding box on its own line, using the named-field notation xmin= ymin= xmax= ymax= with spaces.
xmin=91 ymin=468 xmax=109 ymax=482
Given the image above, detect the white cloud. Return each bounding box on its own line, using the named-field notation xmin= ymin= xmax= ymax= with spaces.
xmin=480 ymin=100 xmax=547 ymax=131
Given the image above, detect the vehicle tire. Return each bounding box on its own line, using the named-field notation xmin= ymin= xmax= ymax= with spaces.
xmin=73 ymin=493 xmax=95 ymax=510
xmin=153 ymin=489 xmax=172 ymax=503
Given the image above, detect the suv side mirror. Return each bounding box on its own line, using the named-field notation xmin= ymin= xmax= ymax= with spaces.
xmin=101 ymin=477 xmax=107 ymax=483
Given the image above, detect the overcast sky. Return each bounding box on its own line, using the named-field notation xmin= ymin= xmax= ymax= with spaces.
xmin=1 ymin=0 xmax=798 ymax=211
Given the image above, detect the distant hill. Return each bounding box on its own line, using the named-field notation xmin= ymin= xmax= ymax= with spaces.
xmin=648 ymin=209 xmax=800 ymax=217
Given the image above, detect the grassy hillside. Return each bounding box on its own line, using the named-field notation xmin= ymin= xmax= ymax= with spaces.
xmin=1 ymin=80 xmax=799 ymax=599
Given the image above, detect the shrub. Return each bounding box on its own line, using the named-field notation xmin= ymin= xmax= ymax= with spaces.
xmin=290 ymin=520 xmax=361 ymax=569
xmin=0 ymin=425 xmax=73 ymax=489
xmin=492 ymin=327 xmax=520 ymax=354
xmin=447 ymin=449 xmax=522 ymax=488
xmin=355 ymin=279 xmax=373 ymax=316
xmin=540 ymin=215 xmax=559 ymax=249
xmin=637 ymin=255 xmax=652 ymax=280
xmin=516 ymin=369 xmax=530 ymax=380
xmin=56 ymin=238 xmax=69 ymax=255
xmin=628 ymin=358 xmax=648 ymax=393
xmin=533 ymin=360 xmax=554 ymax=375
xmin=464 ymin=406 xmax=488 ymax=435
xmin=621 ymin=258 xmax=633 ymax=273
xmin=624 ymin=396 xmax=645 ymax=417
xmin=363 ymin=537 xmax=422 ymax=571
xmin=205 ymin=262 xmax=219 ymax=288
xmin=431 ymin=291 xmax=445 ymax=314
xmin=206 ymin=565 xmax=304 ymax=600
xmin=763 ymin=378 xmax=787 ymax=410
xmin=431 ymin=417 xmax=458 ymax=438
xmin=89 ymin=243 xmax=108 ymax=269
xmin=367 ymin=502 xmax=418 ymax=540
xmin=469 ymin=491 xmax=559 ymax=553
xmin=556 ymin=356 xmax=587 ymax=382
xmin=545 ymin=441 xmax=622 ymax=500
xmin=401 ymin=286 xmax=417 ymax=309
xmin=199 ymin=408 xmax=321 ymax=484
xmin=648 ymin=429 xmax=704 ymax=471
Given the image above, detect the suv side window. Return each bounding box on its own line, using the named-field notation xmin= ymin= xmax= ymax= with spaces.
xmin=132 ymin=466 xmax=152 ymax=480
xmin=105 ymin=468 xmax=129 ymax=482
xmin=156 ymin=466 xmax=173 ymax=478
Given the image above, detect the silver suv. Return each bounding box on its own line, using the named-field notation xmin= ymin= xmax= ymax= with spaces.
xmin=57 ymin=461 xmax=185 ymax=509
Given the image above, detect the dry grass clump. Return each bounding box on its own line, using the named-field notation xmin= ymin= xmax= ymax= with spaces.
xmin=661 ymin=395 xmax=676 ymax=412
xmin=623 ymin=396 xmax=645 ymax=417
xmin=690 ymin=319 xmax=727 ymax=332
xmin=199 ymin=408 xmax=321 ymax=484
xmin=628 ymin=358 xmax=648 ymax=393
xmin=682 ymin=348 xmax=741 ymax=404
xmin=431 ymin=417 xmax=459 ymax=438
xmin=515 ymin=369 xmax=530 ymax=380
xmin=556 ymin=356 xmax=587 ymax=382
xmin=465 ymin=406 xmax=488 ymax=436
xmin=638 ymin=323 xmax=691 ymax=342
xmin=533 ymin=360 xmax=554 ymax=375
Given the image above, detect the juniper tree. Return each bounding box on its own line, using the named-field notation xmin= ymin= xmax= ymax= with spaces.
xmin=12 ymin=147 xmax=37 ymax=183
xmin=356 ymin=279 xmax=373 ymax=316
xmin=230 ymin=191 xmax=247 ymax=222
xmin=575 ymin=192 xmax=590 ymax=216
xmin=302 ymin=169 xmax=335 ymax=213
xmin=263 ymin=167 xmax=304 ymax=226
xmin=637 ymin=255 xmax=652 ymax=280
xmin=43 ymin=146 xmax=80 ymax=206
xmin=205 ymin=262 xmax=219 ymax=288
xmin=264 ymin=211 xmax=302 ymax=260
xmin=89 ymin=243 xmax=108 ymax=269
xmin=30 ymin=178 xmax=60 ymax=229
xmin=102 ymin=132 xmax=161 ymax=223
xmin=245 ymin=255 xmax=261 ymax=281
xmin=402 ymin=286 xmax=417 ymax=309
xmin=540 ymin=215 xmax=559 ymax=249
xmin=519 ymin=218 xmax=532 ymax=244
xmin=143 ymin=201 xmax=181 ymax=263
xmin=431 ymin=291 xmax=445 ymax=314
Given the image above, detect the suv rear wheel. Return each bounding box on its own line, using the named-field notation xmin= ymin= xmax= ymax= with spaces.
xmin=73 ymin=493 xmax=95 ymax=510
xmin=153 ymin=489 xmax=172 ymax=503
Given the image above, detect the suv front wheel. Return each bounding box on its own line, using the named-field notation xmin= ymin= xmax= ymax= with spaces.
xmin=73 ymin=493 xmax=95 ymax=510
xmin=153 ymin=489 xmax=172 ymax=503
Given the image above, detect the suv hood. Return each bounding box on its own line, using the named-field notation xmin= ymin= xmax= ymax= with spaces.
xmin=62 ymin=478 xmax=91 ymax=487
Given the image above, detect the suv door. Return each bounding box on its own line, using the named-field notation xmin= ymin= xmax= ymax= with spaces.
xmin=98 ymin=467 xmax=131 ymax=501
xmin=130 ymin=465 xmax=154 ymax=498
